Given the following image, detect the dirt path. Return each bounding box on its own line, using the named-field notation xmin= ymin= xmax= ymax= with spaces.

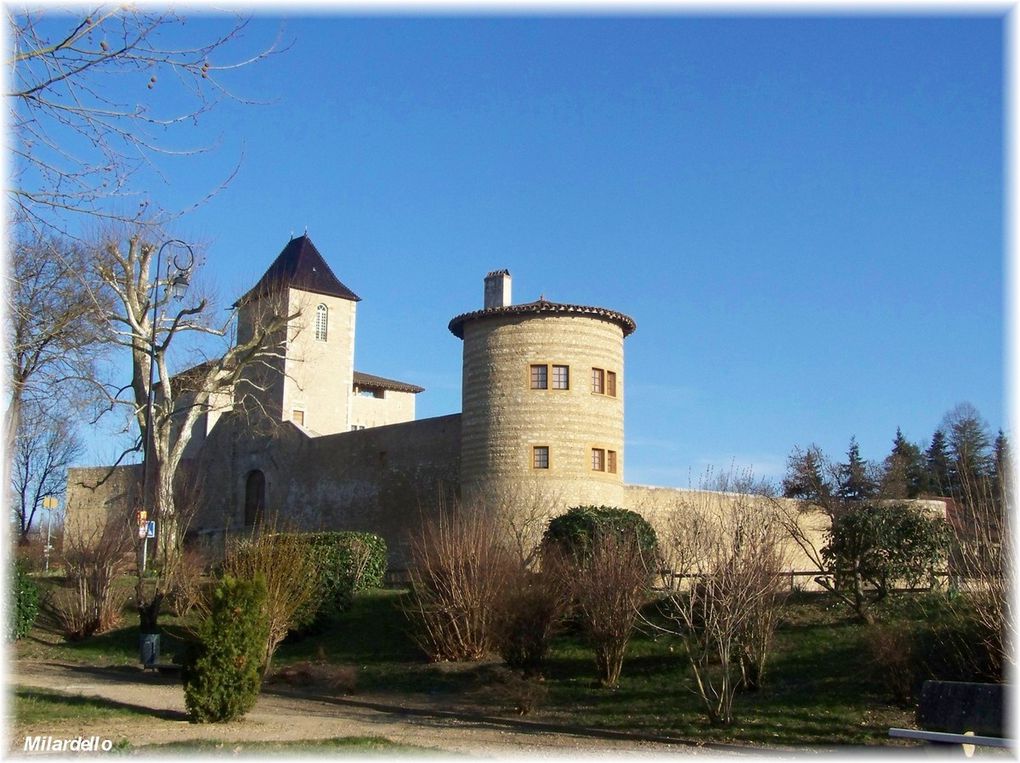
xmin=9 ymin=661 xmax=752 ymax=756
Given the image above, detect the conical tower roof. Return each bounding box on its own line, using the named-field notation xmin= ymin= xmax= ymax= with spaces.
xmin=236 ymin=235 xmax=361 ymax=305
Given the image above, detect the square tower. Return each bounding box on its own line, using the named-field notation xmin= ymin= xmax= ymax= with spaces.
xmin=234 ymin=235 xmax=361 ymax=435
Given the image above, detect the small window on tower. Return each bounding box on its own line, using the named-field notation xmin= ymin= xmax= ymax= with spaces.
xmin=591 ymin=368 xmax=605 ymax=394
xmin=293 ymin=410 xmax=304 ymax=426
xmin=552 ymin=365 xmax=570 ymax=390
xmin=606 ymin=371 xmax=617 ymax=397
xmin=530 ymin=364 xmax=548 ymax=389
xmin=592 ymin=448 xmax=606 ymax=472
xmin=607 ymin=450 xmax=618 ymax=474
xmin=315 ymin=303 xmax=328 ymax=342
xmin=533 ymin=446 xmax=550 ymax=469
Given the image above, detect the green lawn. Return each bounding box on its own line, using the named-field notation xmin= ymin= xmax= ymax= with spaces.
xmin=13 ymin=686 xmax=150 ymax=725
xmin=128 ymin=736 xmax=442 ymax=754
xmin=18 ymin=578 xmax=933 ymax=748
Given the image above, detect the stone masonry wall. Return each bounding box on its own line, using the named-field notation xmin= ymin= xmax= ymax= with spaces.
xmin=460 ymin=312 xmax=626 ymax=514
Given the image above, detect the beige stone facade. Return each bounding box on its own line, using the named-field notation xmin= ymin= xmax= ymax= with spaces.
xmin=65 ymin=235 xmax=945 ymax=571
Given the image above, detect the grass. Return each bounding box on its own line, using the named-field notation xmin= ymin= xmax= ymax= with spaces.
xmin=270 ymin=588 xmax=927 ymax=747
xmin=17 ymin=576 xmax=962 ymax=749
xmin=127 ymin=737 xmax=444 ymax=754
xmin=13 ymin=686 xmax=152 ymax=725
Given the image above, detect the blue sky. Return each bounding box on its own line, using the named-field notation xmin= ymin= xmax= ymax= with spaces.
xmin=49 ymin=11 xmax=1005 ymax=486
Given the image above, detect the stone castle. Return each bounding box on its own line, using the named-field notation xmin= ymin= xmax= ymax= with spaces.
xmin=66 ymin=235 xmax=942 ymax=568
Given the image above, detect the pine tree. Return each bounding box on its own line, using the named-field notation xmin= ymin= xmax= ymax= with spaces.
xmin=781 ymin=445 xmax=833 ymax=505
xmin=880 ymin=428 xmax=925 ymax=499
xmin=943 ymin=403 xmax=993 ymax=494
xmin=837 ymin=437 xmax=876 ymax=502
xmin=925 ymin=429 xmax=952 ymax=496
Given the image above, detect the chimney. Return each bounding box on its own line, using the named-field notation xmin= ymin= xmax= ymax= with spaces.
xmin=483 ymin=269 xmax=512 ymax=309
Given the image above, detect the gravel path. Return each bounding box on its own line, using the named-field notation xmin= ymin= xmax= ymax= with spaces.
xmin=8 ymin=661 xmax=753 ymax=757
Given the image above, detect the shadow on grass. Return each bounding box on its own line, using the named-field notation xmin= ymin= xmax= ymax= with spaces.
xmin=15 ymin=687 xmax=188 ymax=723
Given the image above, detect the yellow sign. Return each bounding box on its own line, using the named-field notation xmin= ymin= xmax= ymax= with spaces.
xmin=42 ymin=496 xmax=58 ymax=509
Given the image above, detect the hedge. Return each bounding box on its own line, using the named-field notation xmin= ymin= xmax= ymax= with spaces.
xmin=295 ymin=531 xmax=387 ymax=624
xmin=543 ymin=505 xmax=658 ymax=560
xmin=10 ymin=562 xmax=39 ymax=641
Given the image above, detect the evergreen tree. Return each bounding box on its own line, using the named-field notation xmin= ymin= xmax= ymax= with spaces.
xmin=925 ymin=429 xmax=952 ymax=496
xmin=992 ymin=429 xmax=1011 ymax=504
xmin=837 ymin=437 xmax=876 ymax=502
xmin=880 ymin=428 xmax=925 ymax=499
xmin=943 ymin=403 xmax=993 ymax=493
xmin=781 ymin=445 xmax=833 ymax=505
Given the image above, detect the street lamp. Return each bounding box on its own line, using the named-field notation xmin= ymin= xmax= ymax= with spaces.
xmin=138 ymin=239 xmax=194 ymax=573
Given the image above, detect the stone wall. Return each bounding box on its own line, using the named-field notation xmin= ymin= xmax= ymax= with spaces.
xmin=64 ymin=464 xmax=143 ymax=548
xmin=193 ymin=412 xmax=462 ymax=566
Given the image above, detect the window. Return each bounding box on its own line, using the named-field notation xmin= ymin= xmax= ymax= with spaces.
xmin=607 ymin=450 xmax=618 ymax=474
xmin=591 ymin=448 xmax=606 ymax=472
xmin=606 ymin=371 xmax=617 ymax=397
xmin=533 ymin=446 xmax=550 ymax=469
xmin=591 ymin=368 xmax=605 ymax=394
xmin=314 ymin=303 xmax=328 ymax=342
xmin=293 ymin=410 xmax=304 ymax=426
xmin=530 ymin=364 xmax=548 ymax=389
xmin=552 ymin=365 xmax=569 ymax=390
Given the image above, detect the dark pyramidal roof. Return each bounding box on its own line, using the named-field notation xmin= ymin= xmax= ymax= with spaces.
xmin=237 ymin=235 xmax=361 ymax=305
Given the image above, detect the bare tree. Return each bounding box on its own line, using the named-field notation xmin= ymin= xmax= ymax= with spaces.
xmin=9 ymin=9 xmax=283 ymax=235
xmin=89 ymin=231 xmax=294 ymax=631
xmin=5 ymin=235 xmax=108 ymax=489
xmin=11 ymin=400 xmax=82 ymax=544
xmin=656 ymin=475 xmax=789 ymax=725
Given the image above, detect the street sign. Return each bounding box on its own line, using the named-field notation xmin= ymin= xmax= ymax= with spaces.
xmin=138 ymin=524 xmax=147 ymax=539
xmin=42 ymin=496 xmax=58 ymax=509
xmin=135 ymin=510 xmax=147 ymax=525
xmin=146 ymin=520 xmax=156 ymax=539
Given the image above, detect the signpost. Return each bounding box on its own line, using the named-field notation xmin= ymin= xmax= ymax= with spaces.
xmin=41 ymin=496 xmax=58 ymax=573
xmin=136 ymin=511 xmax=154 ymax=574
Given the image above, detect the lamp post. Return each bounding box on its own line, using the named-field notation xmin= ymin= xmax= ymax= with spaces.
xmin=138 ymin=239 xmax=194 ymax=574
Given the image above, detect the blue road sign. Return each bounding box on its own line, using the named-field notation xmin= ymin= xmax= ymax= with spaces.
xmin=146 ymin=520 xmax=156 ymax=539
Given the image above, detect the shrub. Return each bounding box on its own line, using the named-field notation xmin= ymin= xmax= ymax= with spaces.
xmin=53 ymin=521 xmax=133 ymax=640
xmin=821 ymin=503 xmax=951 ymax=622
xmin=299 ymin=532 xmax=387 ymax=623
xmin=543 ymin=505 xmax=658 ymax=561
xmin=222 ymin=532 xmax=320 ymax=676
xmin=865 ymin=624 xmax=917 ymax=706
xmin=182 ymin=574 xmax=269 ymax=723
xmin=659 ymin=489 xmax=788 ymax=725
xmin=493 ymin=563 xmax=570 ymax=676
xmin=405 ymin=507 xmax=512 ymax=662
xmin=11 ymin=562 xmax=40 ymax=640
xmin=567 ymin=532 xmax=651 ymax=688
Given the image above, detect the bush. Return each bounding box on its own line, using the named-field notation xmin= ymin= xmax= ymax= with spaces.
xmin=223 ymin=532 xmax=320 ymax=675
xmin=543 ymin=506 xmax=658 ymax=561
xmin=53 ymin=522 xmax=133 ymax=640
xmin=493 ymin=564 xmax=570 ymax=676
xmin=298 ymin=532 xmax=387 ymax=624
xmin=406 ymin=507 xmax=512 ymax=662
xmin=183 ymin=574 xmax=270 ymax=723
xmin=11 ymin=562 xmax=40 ymax=640
xmin=821 ymin=503 xmax=951 ymax=622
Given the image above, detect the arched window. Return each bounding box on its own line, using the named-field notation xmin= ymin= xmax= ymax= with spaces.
xmin=314 ymin=303 xmax=328 ymax=341
xmin=244 ymin=470 xmax=265 ymax=528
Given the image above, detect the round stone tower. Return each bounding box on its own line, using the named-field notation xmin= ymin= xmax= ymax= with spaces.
xmin=449 ymin=271 xmax=636 ymax=512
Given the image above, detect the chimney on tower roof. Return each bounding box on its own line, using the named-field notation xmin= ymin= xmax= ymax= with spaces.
xmin=483 ymin=270 xmax=511 ymax=309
